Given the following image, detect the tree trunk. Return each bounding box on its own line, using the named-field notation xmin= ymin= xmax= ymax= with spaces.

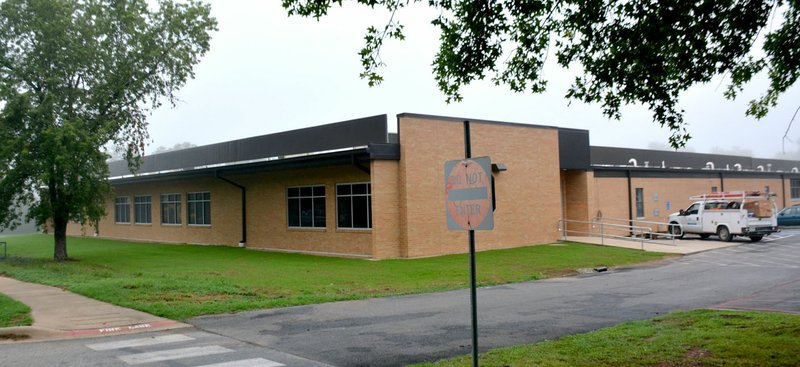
xmin=53 ymin=208 xmax=68 ymax=261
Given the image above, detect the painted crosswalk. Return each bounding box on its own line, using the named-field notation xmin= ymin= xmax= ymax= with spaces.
xmin=86 ymin=334 xmax=195 ymax=351
xmin=85 ymin=333 xmax=286 ymax=367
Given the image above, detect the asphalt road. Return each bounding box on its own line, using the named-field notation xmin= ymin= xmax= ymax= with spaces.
xmin=190 ymin=233 xmax=800 ymax=366
xmin=1 ymin=232 xmax=797 ymax=367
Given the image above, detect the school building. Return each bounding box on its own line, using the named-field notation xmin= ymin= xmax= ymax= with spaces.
xmin=67 ymin=114 xmax=800 ymax=258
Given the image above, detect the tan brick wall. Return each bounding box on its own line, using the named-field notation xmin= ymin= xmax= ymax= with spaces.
xmin=397 ymin=116 xmax=562 ymax=258
xmin=68 ymin=177 xmax=242 ymax=246
xmin=371 ymin=160 xmax=401 ymax=259
xmin=592 ymin=176 xmax=628 ymax=222
xmin=562 ymin=171 xmax=591 ymax=235
xmin=69 ymin=165 xmax=374 ymax=256
xmin=231 ymin=165 xmax=372 ymax=256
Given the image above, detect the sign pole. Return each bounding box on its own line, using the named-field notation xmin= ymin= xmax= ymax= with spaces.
xmin=464 ymin=120 xmax=479 ymax=367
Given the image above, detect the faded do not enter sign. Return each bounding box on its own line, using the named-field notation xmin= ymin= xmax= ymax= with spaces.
xmin=445 ymin=156 xmax=493 ymax=230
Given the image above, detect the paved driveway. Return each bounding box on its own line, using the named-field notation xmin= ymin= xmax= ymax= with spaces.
xmin=190 ymin=232 xmax=800 ymax=367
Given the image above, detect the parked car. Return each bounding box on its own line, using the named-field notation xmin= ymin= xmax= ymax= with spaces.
xmin=777 ymin=205 xmax=800 ymax=226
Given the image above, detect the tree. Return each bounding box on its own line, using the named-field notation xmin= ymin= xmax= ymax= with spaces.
xmin=283 ymin=0 xmax=800 ymax=148
xmin=0 ymin=0 xmax=216 ymax=260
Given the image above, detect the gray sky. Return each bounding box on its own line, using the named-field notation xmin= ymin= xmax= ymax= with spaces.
xmin=145 ymin=1 xmax=800 ymax=159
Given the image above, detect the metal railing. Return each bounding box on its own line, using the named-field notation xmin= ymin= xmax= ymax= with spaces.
xmin=558 ymin=218 xmax=678 ymax=249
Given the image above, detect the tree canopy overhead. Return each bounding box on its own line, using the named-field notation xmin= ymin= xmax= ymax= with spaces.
xmin=0 ymin=0 xmax=216 ymax=260
xmin=283 ymin=0 xmax=800 ymax=148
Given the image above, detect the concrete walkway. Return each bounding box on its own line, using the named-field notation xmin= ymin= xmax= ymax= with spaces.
xmin=564 ymin=235 xmax=741 ymax=254
xmin=0 ymin=277 xmax=189 ymax=343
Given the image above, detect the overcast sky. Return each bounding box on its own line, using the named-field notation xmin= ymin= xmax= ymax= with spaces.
xmin=145 ymin=1 xmax=800 ymax=159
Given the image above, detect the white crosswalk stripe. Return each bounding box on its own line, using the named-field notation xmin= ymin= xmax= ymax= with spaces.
xmin=85 ymin=334 xmax=294 ymax=367
xmin=197 ymin=358 xmax=286 ymax=367
xmin=86 ymin=334 xmax=195 ymax=351
xmin=118 ymin=345 xmax=232 ymax=365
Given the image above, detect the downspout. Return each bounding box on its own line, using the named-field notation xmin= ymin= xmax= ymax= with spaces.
xmin=627 ymin=169 xmax=633 ymax=236
xmin=216 ymin=171 xmax=247 ymax=246
xmin=781 ymin=174 xmax=786 ymax=208
xmin=719 ymin=172 xmax=725 ymax=192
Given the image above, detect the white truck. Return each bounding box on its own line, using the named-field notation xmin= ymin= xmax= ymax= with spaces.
xmin=668 ymin=191 xmax=778 ymax=242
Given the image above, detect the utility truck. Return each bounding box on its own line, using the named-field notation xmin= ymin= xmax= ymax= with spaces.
xmin=668 ymin=191 xmax=778 ymax=242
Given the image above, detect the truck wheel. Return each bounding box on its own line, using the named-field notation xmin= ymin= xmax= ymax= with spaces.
xmin=749 ymin=235 xmax=763 ymax=242
xmin=669 ymin=223 xmax=684 ymax=239
xmin=717 ymin=226 xmax=733 ymax=242
xmin=699 ymin=234 xmax=710 ymax=240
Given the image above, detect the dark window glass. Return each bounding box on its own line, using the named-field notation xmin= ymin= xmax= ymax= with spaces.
xmin=115 ymin=197 xmax=130 ymax=223
xmin=635 ymin=188 xmax=644 ymax=218
xmin=187 ymin=192 xmax=211 ymax=225
xmin=287 ymin=185 xmax=326 ymax=228
xmin=134 ymin=196 xmax=151 ymax=224
xmin=160 ymin=193 xmax=181 ymax=225
xmin=336 ymin=183 xmax=371 ymax=229
xmin=337 ymin=196 xmax=351 ymax=228
xmin=288 ymin=199 xmax=300 ymax=227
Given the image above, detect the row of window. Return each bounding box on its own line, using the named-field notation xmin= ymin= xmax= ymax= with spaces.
xmin=114 ymin=182 xmax=373 ymax=230
xmin=115 ymin=192 xmax=211 ymax=226
xmin=288 ymin=183 xmax=372 ymax=229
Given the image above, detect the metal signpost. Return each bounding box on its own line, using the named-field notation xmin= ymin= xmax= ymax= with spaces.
xmin=444 ymin=120 xmax=494 ymax=367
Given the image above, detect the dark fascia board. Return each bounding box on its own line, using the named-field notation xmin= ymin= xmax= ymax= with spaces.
xmin=397 ymin=112 xmax=562 ymax=131
xmin=368 ymin=143 xmax=400 ymax=160
xmin=591 ymin=145 xmax=800 ymax=172
xmin=559 ymin=129 xmax=591 ymax=170
xmin=109 ymin=115 xmax=389 ymax=178
xmin=111 ymin=149 xmax=372 ymax=185
xmin=592 ymin=166 xmax=800 ymax=179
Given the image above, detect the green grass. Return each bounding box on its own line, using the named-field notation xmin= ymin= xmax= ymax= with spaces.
xmin=415 ymin=310 xmax=800 ymax=367
xmin=0 ymin=234 xmax=670 ymax=320
xmin=0 ymin=292 xmax=32 ymax=327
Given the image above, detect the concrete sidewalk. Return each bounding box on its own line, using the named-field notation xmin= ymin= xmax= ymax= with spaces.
xmin=563 ymin=235 xmax=740 ymax=254
xmin=0 ymin=277 xmax=189 ymax=343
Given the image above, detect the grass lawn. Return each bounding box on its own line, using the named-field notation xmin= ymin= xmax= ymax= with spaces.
xmin=0 ymin=292 xmax=32 ymax=328
xmin=415 ymin=309 xmax=800 ymax=367
xmin=0 ymin=234 xmax=670 ymax=320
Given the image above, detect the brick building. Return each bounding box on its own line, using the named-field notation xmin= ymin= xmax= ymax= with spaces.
xmin=67 ymin=114 xmax=800 ymax=258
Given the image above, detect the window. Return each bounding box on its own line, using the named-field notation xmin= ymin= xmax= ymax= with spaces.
xmin=134 ymin=195 xmax=151 ymax=224
xmin=635 ymin=188 xmax=644 ymax=218
xmin=686 ymin=203 xmax=700 ymax=215
xmin=336 ymin=183 xmax=371 ymax=229
xmin=711 ymin=186 xmax=718 ymax=193
xmin=287 ymin=185 xmax=326 ymax=228
xmin=161 ymin=193 xmax=181 ymax=225
xmin=115 ymin=196 xmax=130 ymax=224
xmin=187 ymin=192 xmax=211 ymax=225
xmin=792 ymin=179 xmax=800 ymax=199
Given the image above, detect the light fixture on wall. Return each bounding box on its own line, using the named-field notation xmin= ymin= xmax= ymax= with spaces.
xmin=492 ymin=163 xmax=507 ymax=173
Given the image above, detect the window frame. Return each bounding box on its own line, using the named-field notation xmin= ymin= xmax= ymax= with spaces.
xmin=792 ymin=179 xmax=800 ymax=199
xmin=335 ymin=182 xmax=372 ymax=230
xmin=134 ymin=195 xmax=152 ymax=224
xmin=115 ymin=196 xmax=131 ymax=224
xmin=160 ymin=193 xmax=182 ymax=225
xmin=286 ymin=185 xmax=327 ymax=229
xmin=187 ymin=191 xmax=211 ymax=226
